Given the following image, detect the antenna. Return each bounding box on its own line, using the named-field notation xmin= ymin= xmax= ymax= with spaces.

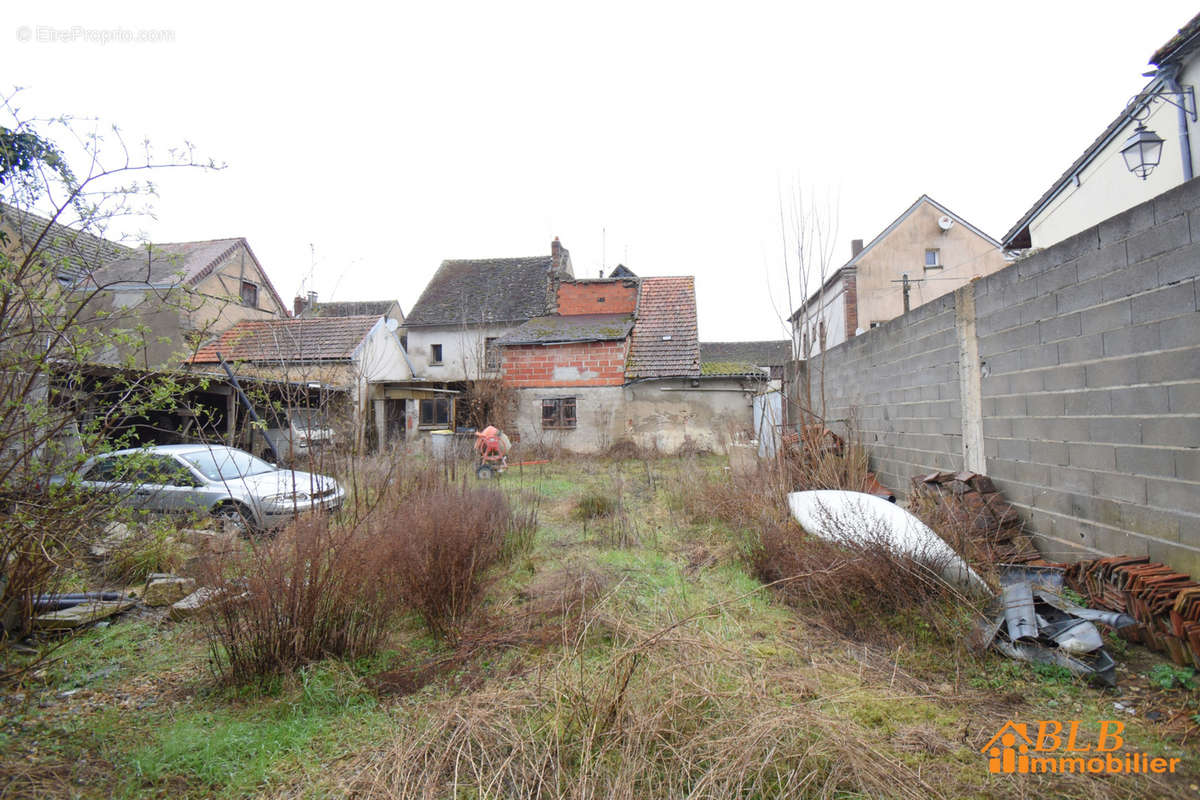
xmin=602 ymin=226 xmax=606 ymax=273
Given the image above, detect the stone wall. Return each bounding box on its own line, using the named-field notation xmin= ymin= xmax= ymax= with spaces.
xmin=807 ymin=178 xmax=1200 ymax=575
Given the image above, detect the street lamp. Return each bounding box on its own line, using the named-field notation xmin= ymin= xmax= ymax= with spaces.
xmin=1121 ymin=123 xmax=1165 ymax=180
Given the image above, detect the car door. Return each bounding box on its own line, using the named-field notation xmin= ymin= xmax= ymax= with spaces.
xmin=131 ymin=454 xmax=207 ymax=515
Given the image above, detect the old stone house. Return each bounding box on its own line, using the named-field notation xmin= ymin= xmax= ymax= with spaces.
xmin=500 ymin=275 xmax=765 ymax=453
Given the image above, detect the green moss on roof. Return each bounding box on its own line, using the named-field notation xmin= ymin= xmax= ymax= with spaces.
xmin=700 ymin=361 xmax=762 ymax=376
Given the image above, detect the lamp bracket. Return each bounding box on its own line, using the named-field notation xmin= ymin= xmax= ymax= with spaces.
xmin=1129 ymin=85 xmax=1197 ymax=123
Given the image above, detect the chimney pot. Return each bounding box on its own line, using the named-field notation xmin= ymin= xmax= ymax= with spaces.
xmin=851 ymin=239 xmax=864 ymax=258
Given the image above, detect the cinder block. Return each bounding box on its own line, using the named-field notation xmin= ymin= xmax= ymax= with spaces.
xmin=1115 ymin=445 xmax=1176 ymax=478
xmin=1153 ymin=177 xmax=1200 ymax=225
xmin=1055 ymin=276 xmax=1104 ymax=314
xmin=1009 ymin=371 xmax=1045 ymax=394
xmin=1051 ymin=465 xmax=1095 ymax=494
xmin=1175 ymin=449 xmax=1200 ymax=482
xmin=1110 ymin=386 xmax=1169 ymax=415
xmin=1127 ymin=215 xmax=1190 ymax=264
xmin=1102 ymin=323 xmax=1160 ymax=358
xmin=1100 ymin=201 xmax=1156 ymax=246
xmin=1026 ymin=394 xmax=1066 ymax=416
xmin=1143 ymin=418 xmax=1200 ymax=448
xmin=1160 ymin=316 xmax=1200 ymax=348
xmin=1032 ymin=441 xmax=1070 ymax=465
xmin=1100 ymin=263 xmax=1162 ymax=302
xmin=1069 ymin=442 xmax=1117 ymax=471
xmin=1047 ymin=226 xmax=1102 ymax=264
xmin=1139 ymin=347 xmax=1200 ymax=384
xmin=1132 ymin=281 xmax=1197 ymax=324
xmin=1021 ymin=343 xmax=1061 ymax=369
xmin=1093 ymin=528 xmax=1150 ymax=559
xmin=1080 ymin=299 xmax=1132 ymax=334
xmin=1065 ymin=389 xmax=1113 ymax=415
xmin=1152 ymin=244 xmax=1200 ymax=286
xmin=1088 ymin=417 xmax=1143 ymax=444
xmin=997 ymin=438 xmax=1030 ymax=461
xmin=1039 ymin=313 xmax=1082 ymax=343
xmin=1017 ymin=293 xmax=1059 ymax=326
xmin=1145 ymin=541 xmax=1200 ymax=581
xmin=1085 ymin=357 xmax=1140 ymax=388
xmin=1075 ymin=242 xmax=1129 ymax=282
xmin=1039 ymin=262 xmax=1081 ymax=295
xmin=1058 ymin=334 xmax=1104 ymax=364
xmin=1043 ymin=365 xmax=1086 ymax=391
xmin=1168 ymin=382 xmax=1200 ymax=413
xmin=1094 ymin=472 xmax=1148 ymax=504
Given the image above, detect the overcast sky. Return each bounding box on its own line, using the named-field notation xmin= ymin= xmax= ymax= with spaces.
xmin=5 ymin=1 xmax=1197 ymax=340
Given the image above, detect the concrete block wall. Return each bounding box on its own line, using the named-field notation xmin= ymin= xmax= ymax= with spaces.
xmin=809 ymin=178 xmax=1200 ymax=576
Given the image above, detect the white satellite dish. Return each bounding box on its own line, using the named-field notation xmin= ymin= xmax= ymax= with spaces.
xmin=937 ymin=215 xmax=954 ymax=231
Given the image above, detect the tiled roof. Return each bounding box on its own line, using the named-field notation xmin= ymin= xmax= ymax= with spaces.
xmin=498 ymin=313 xmax=634 ymax=345
xmin=700 ymin=361 xmax=767 ymax=378
xmin=405 ymin=256 xmax=555 ymax=327
xmin=0 ymin=202 xmax=136 ymax=280
xmin=608 ymin=264 xmax=637 ymax=278
xmin=626 ymin=276 xmax=700 ymax=379
xmin=307 ymin=300 xmax=402 ymax=319
xmin=92 ymin=237 xmax=287 ymax=314
xmin=700 ymin=340 xmax=791 ymax=367
xmin=190 ymin=315 xmax=381 ymax=364
xmin=1151 ymin=12 xmax=1200 ymax=65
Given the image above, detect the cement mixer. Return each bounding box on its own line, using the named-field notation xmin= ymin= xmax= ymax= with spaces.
xmin=473 ymin=425 xmax=511 ymax=479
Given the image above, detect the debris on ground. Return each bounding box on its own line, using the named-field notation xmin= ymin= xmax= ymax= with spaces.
xmin=33 ymin=599 xmax=136 ymax=630
xmin=782 ymin=428 xmax=896 ymax=501
xmin=143 ymin=575 xmax=197 ymax=607
xmin=911 ymin=470 xmax=1043 ymax=564
xmin=786 ymin=489 xmax=988 ymax=593
xmin=977 ymin=565 xmax=1137 ymax=686
xmin=88 ymin=521 xmax=134 ymax=558
xmin=1066 ymin=556 xmax=1200 ymax=668
xmin=168 ymin=587 xmax=227 ymax=621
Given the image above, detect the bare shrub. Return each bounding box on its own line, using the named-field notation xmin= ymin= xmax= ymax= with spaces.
xmin=200 ymin=514 xmax=406 ymax=684
xmin=378 ymin=484 xmax=515 ymax=642
xmin=101 ymin=518 xmax=191 ymax=584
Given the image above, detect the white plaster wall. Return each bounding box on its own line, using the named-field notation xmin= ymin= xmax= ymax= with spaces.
xmin=792 ymin=274 xmax=848 ymax=356
xmin=1029 ymin=65 xmax=1199 ymax=248
xmin=512 ymin=386 xmax=624 ymax=453
xmin=406 ymin=323 xmax=512 ymax=381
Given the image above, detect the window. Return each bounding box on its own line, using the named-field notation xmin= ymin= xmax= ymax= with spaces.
xmin=240 ymin=281 xmax=259 ymax=307
xmin=924 ymin=249 xmax=941 ymax=269
xmin=484 ymin=337 xmax=500 ymax=370
xmin=869 ymin=321 xmax=881 ymax=329
xmin=419 ymin=397 xmax=451 ymax=427
xmin=541 ymin=397 xmax=576 ymax=430
xmin=430 ymin=343 xmax=443 ymax=365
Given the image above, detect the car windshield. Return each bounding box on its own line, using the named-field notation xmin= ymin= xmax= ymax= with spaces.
xmin=180 ymin=448 xmax=275 ymax=481
xmin=289 ymin=408 xmax=323 ymax=427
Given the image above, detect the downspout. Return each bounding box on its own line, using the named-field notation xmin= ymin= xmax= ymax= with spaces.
xmin=1161 ymin=63 xmax=1194 ymax=181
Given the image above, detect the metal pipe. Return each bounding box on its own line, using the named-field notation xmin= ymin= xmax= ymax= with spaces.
xmin=1163 ymin=66 xmax=1195 ymax=181
xmin=216 ymin=352 xmax=281 ymax=463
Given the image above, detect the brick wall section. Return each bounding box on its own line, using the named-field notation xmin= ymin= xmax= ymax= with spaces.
xmin=556 ymin=280 xmax=639 ymax=316
xmin=502 ymin=340 xmax=627 ymax=387
xmin=808 ymin=178 xmax=1200 ymax=576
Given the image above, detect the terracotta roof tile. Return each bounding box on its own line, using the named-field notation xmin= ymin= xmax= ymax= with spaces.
xmin=626 ymin=276 xmax=700 ymax=379
xmin=190 ymin=315 xmax=381 ymax=364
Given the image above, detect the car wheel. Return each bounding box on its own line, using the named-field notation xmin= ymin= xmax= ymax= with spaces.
xmin=212 ymin=501 xmax=255 ymax=535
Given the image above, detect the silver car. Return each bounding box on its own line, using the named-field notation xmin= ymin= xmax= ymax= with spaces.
xmin=56 ymin=444 xmax=345 ymax=531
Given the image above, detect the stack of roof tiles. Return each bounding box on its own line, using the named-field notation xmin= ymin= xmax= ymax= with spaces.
xmin=1066 ymin=556 xmax=1200 ymax=668
xmin=190 ymin=315 xmax=381 ymax=364
xmin=911 ymin=470 xmax=1043 ymax=564
xmin=625 ymin=276 xmax=700 ymax=379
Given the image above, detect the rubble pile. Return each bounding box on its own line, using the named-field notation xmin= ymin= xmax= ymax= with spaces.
xmin=1066 ymin=556 xmax=1200 ymax=669
xmin=911 ymin=470 xmax=1042 ymax=565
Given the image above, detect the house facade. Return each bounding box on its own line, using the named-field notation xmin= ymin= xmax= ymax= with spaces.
xmin=1002 ymin=12 xmax=1200 ymax=250
xmin=790 ymin=196 xmax=1006 ymax=355
xmin=86 ymin=237 xmax=290 ymax=368
xmin=188 ymin=314 xmax=412 ymax=450
xmin=501 ymin=276 xmax=764 ymax=453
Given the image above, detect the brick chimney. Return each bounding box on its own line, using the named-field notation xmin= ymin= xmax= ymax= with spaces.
xmin=851 ymin=239 xmax=864 ymax=258
xmin=293 ymin=291 xmax=318 ymax=317
xmin=550 ymin=237 xmax=573 ymax=277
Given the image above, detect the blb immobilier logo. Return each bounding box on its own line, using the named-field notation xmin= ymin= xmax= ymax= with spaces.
xmin=982 ymin=720 xmax=1181 ymax=775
